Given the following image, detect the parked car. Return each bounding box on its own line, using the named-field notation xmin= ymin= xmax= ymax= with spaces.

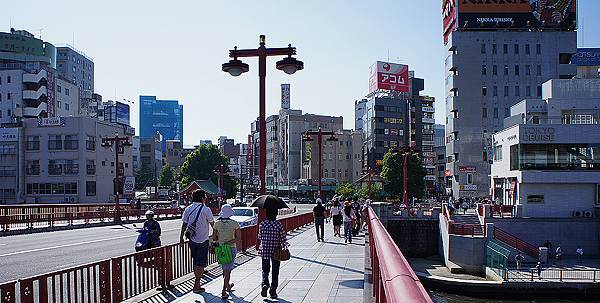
xmin=231 ymin=207 xmax=259 ymax=227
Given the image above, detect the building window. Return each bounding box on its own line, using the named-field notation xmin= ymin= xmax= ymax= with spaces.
xmin=86 ymin=160 xmax=96 ymax=175
xmin=65 ymin=88 xmax=70 ymax=96
xmin=482 ymin=65 xmax=487 ymax=75
xmin=7 ymin=76 xmax=10 ymax=83
xmin=514 ymin=44 xmax=519 ymax=55
xmin=503 ymin=44 xmax=508 ymax=54
xmin=504 ymin=65 xmax=509 ymax=75
xmin=505 ymin=108 xmax=511 ymax=118
xmin=64 ymin=160 xmax=79 ymax=175
xmin=494 ymin=145 xmax=503 ymax=161
xmin=504 ymin=86 xmax=509 ymax=97
xmin=515 ymin=65 xmax=520 ymax=76
xmin=526 ymin=65 xmax=531 ymax=75
xmin=493 ymin=86 xmax=498 ymax=96
xmin=65 ymin=182 xmax=78 ymax=195
xmin=481 ymin=44 xmax=486 ymax=54
xmin=493 ymin=107 xmax=499 ymax=118
xmin=26 ymin=135 xmax=40 ymax=151
xmin=482 ymin=107 xmax=488 ymax=118
xmin=515 ymin=86 xmax=520 ymax=97
xmin=536 ymin=44 xmax=541 ymax=55
xmin=86 ymin=136 xmax=95 ymax=150
xmin=537 ymin=65 xmax=542 ymax=76
xmin=48 ymin=135 xmax=63 ymax=150
xmin=525 ymin=44 xmax=530 ymax=55
xmin=467 ymin=173 xmax=474 ymax=185
xmin=26 ymin=160 xmax=40 ymax=175
xmin=492 ymin=65 xmax=497 ymax=76
xmin=492 ymin=44 xmax=497 ymax=54
xmin=65 ymin=103 xmax=70 ymax=111
xmin=526 ymin=86 xmax=531 ymax=96
xmin=64 ymin=135 xmax=78 ymax=150
xmin=57 ymin=85 xmax=62 ymax=93
xmin=86 ymin=181 xmax=96 ymax=196
xmin=7 ymin=93 xmax=11 ymax=100
xmin=482 ymin=86 xmax=487 ymax=96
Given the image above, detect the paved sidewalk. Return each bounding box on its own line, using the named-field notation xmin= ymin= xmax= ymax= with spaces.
xmin=170 ymin=223 xmax=365 ymax=303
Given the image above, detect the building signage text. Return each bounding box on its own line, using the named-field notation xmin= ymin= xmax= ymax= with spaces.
xmin=38 ymin=117 xmax=65 ymax=127
xmin=0 ymin=128 xmax=18 ymax=142
xmin=523 ymin=127 xmax=555 ymax=142
xmin=458 ymin=166 xmax=476 ymax=173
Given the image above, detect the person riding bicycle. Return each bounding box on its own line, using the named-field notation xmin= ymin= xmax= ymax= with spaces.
xmin=143 ymin=210 xmax=162 ymax=248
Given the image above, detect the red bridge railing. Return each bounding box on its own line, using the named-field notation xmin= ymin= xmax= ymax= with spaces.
xmin=493 ymin=227 xmax=538 ymax=258
xmin=0 ymin=211 xmax=314 ymax=303
xmin=367 ymin=207 xmax=432 ymax=303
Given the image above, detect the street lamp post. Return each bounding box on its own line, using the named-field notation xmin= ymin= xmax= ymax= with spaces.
xmin=223 ymin=35 xmax=303 ymax=195
xmin=393 ymin=147 xmax=418 ymax=208
xmin=303 ymin=128 xmax=337 ymax=199
xmin=214 ymin=164 xmax=229 ymax=202
xmin=101 ymin=134 xmax=132 ymax=222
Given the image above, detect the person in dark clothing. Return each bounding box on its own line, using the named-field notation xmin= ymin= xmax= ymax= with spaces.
xmin=143 ymin=210 xmax=161 ymax=248
xmin=313 ymin=200 xmax=326 ymax=242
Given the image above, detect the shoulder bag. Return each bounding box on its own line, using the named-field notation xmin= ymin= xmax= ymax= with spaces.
xmin=273 ymin=224 xmax=290 ymax=261
xmin=184 ymin=204 xmax=204 ymax=239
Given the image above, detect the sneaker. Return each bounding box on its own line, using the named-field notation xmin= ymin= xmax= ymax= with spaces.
xmin=270 ymin=292 xmax=278 ymax=299
xmin=261 ymin=285 xmax=269 ymax=297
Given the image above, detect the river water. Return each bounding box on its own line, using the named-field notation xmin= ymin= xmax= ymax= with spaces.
xmin=429 ymin=291 xmax=587 ymax=303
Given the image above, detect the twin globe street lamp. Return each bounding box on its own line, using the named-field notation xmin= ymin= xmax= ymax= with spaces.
xmin=222 ymin=35 xmax=303 ymax=195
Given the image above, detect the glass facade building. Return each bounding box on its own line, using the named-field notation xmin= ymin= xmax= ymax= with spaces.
xmin=139 ymin=95 xmax=183 ymax=151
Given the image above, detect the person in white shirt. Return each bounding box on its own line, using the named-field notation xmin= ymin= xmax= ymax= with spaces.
xmin=180 ymin=190 xmax=215 ymax=293
xmin=342 ymin=201 xmax=356 ymax=244
xmin=329 ymin=199 xmax=343 ymax=237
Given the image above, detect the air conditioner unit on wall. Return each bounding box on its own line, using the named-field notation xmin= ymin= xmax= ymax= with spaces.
xmin=584 ymin=211 xmax=593 ymax=218
xmin=573 ymin=210 xmax=583 ymax=217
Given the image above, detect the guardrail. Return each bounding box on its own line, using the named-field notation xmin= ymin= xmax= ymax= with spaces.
xmin=367 ymin=207 xmax=432 ymax=303
xmin=505 ymin=268 xmax=600 ymax=282
xmin=442 ymin=203 xmax=485 ymax=237
xmin=493 ymin=227 xmax=538 ymax=258
xmin=0 ymin=208 xmax=183 ymax=232
xmin=0 ymin=211 xmax=314 ymax=303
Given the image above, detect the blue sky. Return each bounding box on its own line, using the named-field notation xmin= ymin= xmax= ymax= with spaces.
xmin=4 ymin=0 xmax=599 ymax=145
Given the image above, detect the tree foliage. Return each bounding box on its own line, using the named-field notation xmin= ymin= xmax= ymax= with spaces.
xmin=159 ymin=164 xmax=175 ymax=188
xmin=335 ymin=182 xmax=356 ymax=199
xmin=134 ymin=164 xmax=155 ymax=190
xmin=179 ymin=144 xmax=238 ymax=199
xmin=380 ymin=149 xmax=426 ymax=200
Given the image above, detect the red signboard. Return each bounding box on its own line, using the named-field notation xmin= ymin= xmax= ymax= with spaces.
xmin=369 ymin=61 xmax=409 ymax=94
xmin=442 ymin=0 xmax=457 ymax=45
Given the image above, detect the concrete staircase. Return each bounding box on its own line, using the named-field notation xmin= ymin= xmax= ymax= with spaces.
xmin=450 ymin=213 xmax=484 ymax=236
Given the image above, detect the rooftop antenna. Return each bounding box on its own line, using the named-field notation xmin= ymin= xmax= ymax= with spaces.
xmin=387 ymin=48 xmax=390 ymax=62
xmin=72 ymin=32 xmax=75 ymax=47
xmin=39 ymin=28 xmax=43 ymax=39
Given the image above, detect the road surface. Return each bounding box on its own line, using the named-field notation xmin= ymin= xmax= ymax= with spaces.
xmin=0 ymin=204 xmax=315 ymax=283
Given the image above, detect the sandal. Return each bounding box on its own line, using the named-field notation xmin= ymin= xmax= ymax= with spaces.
xmin=221 ymin=291 xmax=229 ymax=299
xmin=227 ymin=283 xmax=235 ymax=292
xmin=192 ymin=287 xmax=206 ymax=294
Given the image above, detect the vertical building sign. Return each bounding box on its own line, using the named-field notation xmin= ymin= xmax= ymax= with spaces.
xmin=281 ymin=84 xmax=291 ymax=109
xmin=45 ymin=67 xmax=55 ymax=116
xmin=442 ymin=0 xmax=457 ymax=45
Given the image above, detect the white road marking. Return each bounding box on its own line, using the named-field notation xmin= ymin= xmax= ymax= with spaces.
xmin=0 ymin=228 xmax=179 ymax=258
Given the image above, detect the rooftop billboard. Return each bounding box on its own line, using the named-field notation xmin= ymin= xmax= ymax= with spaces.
xmin=115 ymin=102 xmax=130 ymax=126
xmin=369 ymin=61 xmax=409 ymax=94
xmin=443 ymin=0 xmax=577 ymax=42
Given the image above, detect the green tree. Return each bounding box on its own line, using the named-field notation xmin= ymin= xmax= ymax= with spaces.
xmin=135 ymin=164 xmax=154 ymax=190
xmin=380 ymin=149 xmax=426 ymax=200
xmin=159 ymin=164 xmax=175 ymax=188
xmin=179 ymin=144 xmax=238 ymax=199
xmin=335 ymin=182 xmax=356 ymax=199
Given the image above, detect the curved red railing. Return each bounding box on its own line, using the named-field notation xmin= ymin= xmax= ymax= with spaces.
xmin=493 ymin=227 xmax=538 ymax=258
xmin=368 ymin=207 xmax=432 ymax=303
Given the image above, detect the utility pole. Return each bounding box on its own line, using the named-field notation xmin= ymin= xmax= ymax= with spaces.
xmin=102 ymin=134 xmax=132 ymax=222
xmin=214 ymin=164 xmax=229 ymax=202
xmin=303 ymin=128 xmax=337 ymax=199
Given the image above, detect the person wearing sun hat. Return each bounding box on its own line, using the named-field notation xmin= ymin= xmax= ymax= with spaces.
xmin=212 ymin=204 xmax=241 ymax=299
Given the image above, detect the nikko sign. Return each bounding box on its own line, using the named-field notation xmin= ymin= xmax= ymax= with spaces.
xmin=369 ymin=61 xmax=409 ymax=94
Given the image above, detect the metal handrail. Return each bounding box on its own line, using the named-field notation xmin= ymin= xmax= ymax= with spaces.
xmin=493 ymin=227 xmax=538 ymax=258
xmin=368 ymin=207 xmax=432 ymax=303
xmin=0 ymin=211 xmax=315 ymax=303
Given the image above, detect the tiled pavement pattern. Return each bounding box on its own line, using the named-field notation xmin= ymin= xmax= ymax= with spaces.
xmin=143 ymin=223 xmax=366 ymax=303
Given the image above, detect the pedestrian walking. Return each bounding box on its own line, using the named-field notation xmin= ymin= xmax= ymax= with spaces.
xmin=515 ymin=251 xmax=524 ymax=270
xmin=313 ymin=199 xmax=326 ymax=242
xmin=179 ymin=190 xmax=214 ymax=294
xmin=536 ymin=262 xmax=542 ymax=280
xmin=330 ymin=200 xmax=343 ymax=237
xmin=461 ymin=200 xmax=468 ymax=214
xmin=543 ymin=240 xmax=553 ymax=260
xmin=555 ymin=244 xmax=563 ymax=264
xmin=351 ymin=199 xmax=361 ymax=236
xmin=361 ymin=199 xmax=370 ymax=231
xmin=212 ymin=204 xmax=241 ymax=299
xmin=576 ymin=246 xmax=584 ymax=264
xmin=342 ymin=202 xmax=356 ymax=244
xmin=259 ymin=208 xmax=288 ymax=299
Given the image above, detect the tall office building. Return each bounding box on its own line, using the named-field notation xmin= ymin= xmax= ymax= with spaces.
xmin=442 ymin=0 xmax=577 ymax=198
xmin=139 ymin=95 xmax=183 ymax=151
xmin=56 ymin=46 xmax=94 ymax=96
